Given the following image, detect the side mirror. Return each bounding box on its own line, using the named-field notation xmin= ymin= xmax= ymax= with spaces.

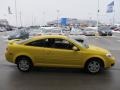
xmin=72 ymin=46 xmax=79 ymax=51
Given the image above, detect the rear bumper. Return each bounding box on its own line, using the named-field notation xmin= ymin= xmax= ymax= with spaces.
xmin=5 ymin=52 xmax=14 ymax=63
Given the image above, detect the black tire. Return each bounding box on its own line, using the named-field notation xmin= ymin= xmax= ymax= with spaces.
xmin=85 ymin=60 xmax=104 ymax=74
xmin=16 ymin=57 xmax=33 ymax=72
xmin=108 ymin=34 xmax=112 ymax=36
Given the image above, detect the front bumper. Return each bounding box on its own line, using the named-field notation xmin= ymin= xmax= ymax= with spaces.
xmin=105 ymin=56 xmax=115 ymax=68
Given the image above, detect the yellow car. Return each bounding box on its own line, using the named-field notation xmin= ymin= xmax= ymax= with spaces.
xmin=5 ymin=35 xmax=115 ymax=73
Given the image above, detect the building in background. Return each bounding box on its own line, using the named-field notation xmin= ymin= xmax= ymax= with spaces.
xmin=47 ymin=18 xmax=97 ymax=28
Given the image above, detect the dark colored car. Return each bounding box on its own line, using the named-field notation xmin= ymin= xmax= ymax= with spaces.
xmin=8 ymin=30 xmax=29 ymax=40
xmin=114 ymin=28 xmax=120 ymax=31
xmin=98 ymin=26 xmax=112 ymax=36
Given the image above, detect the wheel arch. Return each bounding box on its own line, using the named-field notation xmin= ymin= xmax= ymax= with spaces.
xmin=14 ymin=55 xmax=33 ymax=65
xmin=84 ymin=57 xmax=105 ymax=68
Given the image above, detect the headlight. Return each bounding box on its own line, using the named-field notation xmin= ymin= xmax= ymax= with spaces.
xmin=106 ymin=53 xmax=112 ymax=58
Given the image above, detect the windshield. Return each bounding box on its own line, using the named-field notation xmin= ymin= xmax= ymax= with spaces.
xmin=70 ymin=38 xmax=89 ymax=48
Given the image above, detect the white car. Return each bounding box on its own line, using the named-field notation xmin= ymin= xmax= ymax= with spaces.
xmin=29 ymin=28 xmax=64 ymax=37
xmin=0 ymin=27 xmax=6 ymax=32
xmin=29 ymin=29 xmax=43 ymax=37
xmin=83 ymin=29 xmax=96 ymax=36
xmin=69 ymin=35 xmax=88 ymax=43
xmin=70 ymin=28 xmax=83 ymax=35
xmin=41 ymin=28 xmax=64 ymax=35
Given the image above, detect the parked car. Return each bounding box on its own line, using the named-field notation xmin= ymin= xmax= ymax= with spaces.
xmin=110 ymin=26 xmax=117 ymax=30
xmin=69 ymin=35 xmax=89 ymax=48
xmin=0 ymin=27 xmax=6 ymax=32
xmin=114 ymin=28 xmax=120 ymax=31
xmin=98 ymin=26 xmax=112 ymax=36
xmin=83 ymin=28 xmax=96 ymax=36
xmin=69 ymin=35 xmax=87 ymax=43
xmin=8 ymin=29 xmax=29 ymax=40
xmin=70 ymin=28 xmax=84 ymax=35
xmin=29 ymin=28 xmax=64 ymax=37
xmin=5 ymin=35 xmax=115 ymax=74
xmin=42 ymin=28 xmax=64 ymax=35
xmin=29 ymin=29 xmax=42 ymax=37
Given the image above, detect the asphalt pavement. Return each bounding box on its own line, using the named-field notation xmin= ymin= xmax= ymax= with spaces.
xmin=0 ymin=32 xmax=120 ymax=90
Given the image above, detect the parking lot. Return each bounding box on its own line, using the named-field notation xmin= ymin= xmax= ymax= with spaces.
xmin=0 ymin=32 xmax=120 ymax=90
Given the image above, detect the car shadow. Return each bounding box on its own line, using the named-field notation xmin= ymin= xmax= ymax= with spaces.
xmin=3 ymin=65 xmax=115 ymax=90
xmin=28 ymin=66 xmax=110 ymax=76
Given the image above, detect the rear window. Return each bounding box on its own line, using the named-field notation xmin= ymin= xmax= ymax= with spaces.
xmin=16 ymin=38 xmax=31 ymax=44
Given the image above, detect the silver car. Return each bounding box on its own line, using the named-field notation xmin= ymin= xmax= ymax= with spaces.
xmin=83 ymin=29 xmax=96 ymax=36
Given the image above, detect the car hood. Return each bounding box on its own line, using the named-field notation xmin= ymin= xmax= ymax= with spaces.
xmin=87 ymin=45 xmax=110 ymax=54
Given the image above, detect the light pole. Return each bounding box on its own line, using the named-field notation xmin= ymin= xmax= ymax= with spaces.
xmin=57 ymin=10 xmax=60 ymax=27
xmin=97 ymin=0 xmax=99 ymax=29
xmin=42 ymin=12 xmax=45 ymax=26
xmin=113 ymin=2 xmax=115 ymax=25
xmin=19 ymin=11 xmax=22 ymax=27
xmin=15 ymin=0 xmax=18 ymax=27
xmin=32 ymin=16 xmax=33 ymax=26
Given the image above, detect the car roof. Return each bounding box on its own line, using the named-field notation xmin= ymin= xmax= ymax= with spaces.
xmin=69 ymin=35 xmax=87 ymax=40
xmin=17 ymin=35 xmax=68 ymax=44
xmin=32 ymin=35 xmax=67 ymax=40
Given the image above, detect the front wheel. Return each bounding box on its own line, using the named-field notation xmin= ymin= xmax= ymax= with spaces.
xmin=85 ymin=60 xmax=103 ymax=74
xmin=16 ymin=57 xmax=33 ymax=72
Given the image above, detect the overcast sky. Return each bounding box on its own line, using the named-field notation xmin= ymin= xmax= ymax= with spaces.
xmin=0 ymin=0 xmax=119 ymax=26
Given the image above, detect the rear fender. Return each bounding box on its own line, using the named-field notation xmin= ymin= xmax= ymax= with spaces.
xmin=13 ymin=53 xmax=34 ymax=64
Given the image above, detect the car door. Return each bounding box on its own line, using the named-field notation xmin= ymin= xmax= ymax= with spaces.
xmin=43 ymin=38 xmax=84 ymax=67
xmin=25 ymin=39 xmax=52 ymax=64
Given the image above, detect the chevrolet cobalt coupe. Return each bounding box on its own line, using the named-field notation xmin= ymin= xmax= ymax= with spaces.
xmin=5 ymin=35 xmax=115 ymax=74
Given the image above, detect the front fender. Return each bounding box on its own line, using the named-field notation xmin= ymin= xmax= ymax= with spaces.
xmin=83 ymin=55 xmax=106 ymax=67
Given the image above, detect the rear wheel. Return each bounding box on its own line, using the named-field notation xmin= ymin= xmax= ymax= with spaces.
xmin=85 ymin=60 xmax=104 ymax=74
xmin=16 ymin=57 xmax=33 ymax=72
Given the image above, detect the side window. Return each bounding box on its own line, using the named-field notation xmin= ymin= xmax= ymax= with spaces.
xmin=51 ymin=39 xmax=74 ymax=50
xmin=26 ymin=39 xmax=49 ymax=47
xmin=26 ymin=38 xmax=75 ymax=50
